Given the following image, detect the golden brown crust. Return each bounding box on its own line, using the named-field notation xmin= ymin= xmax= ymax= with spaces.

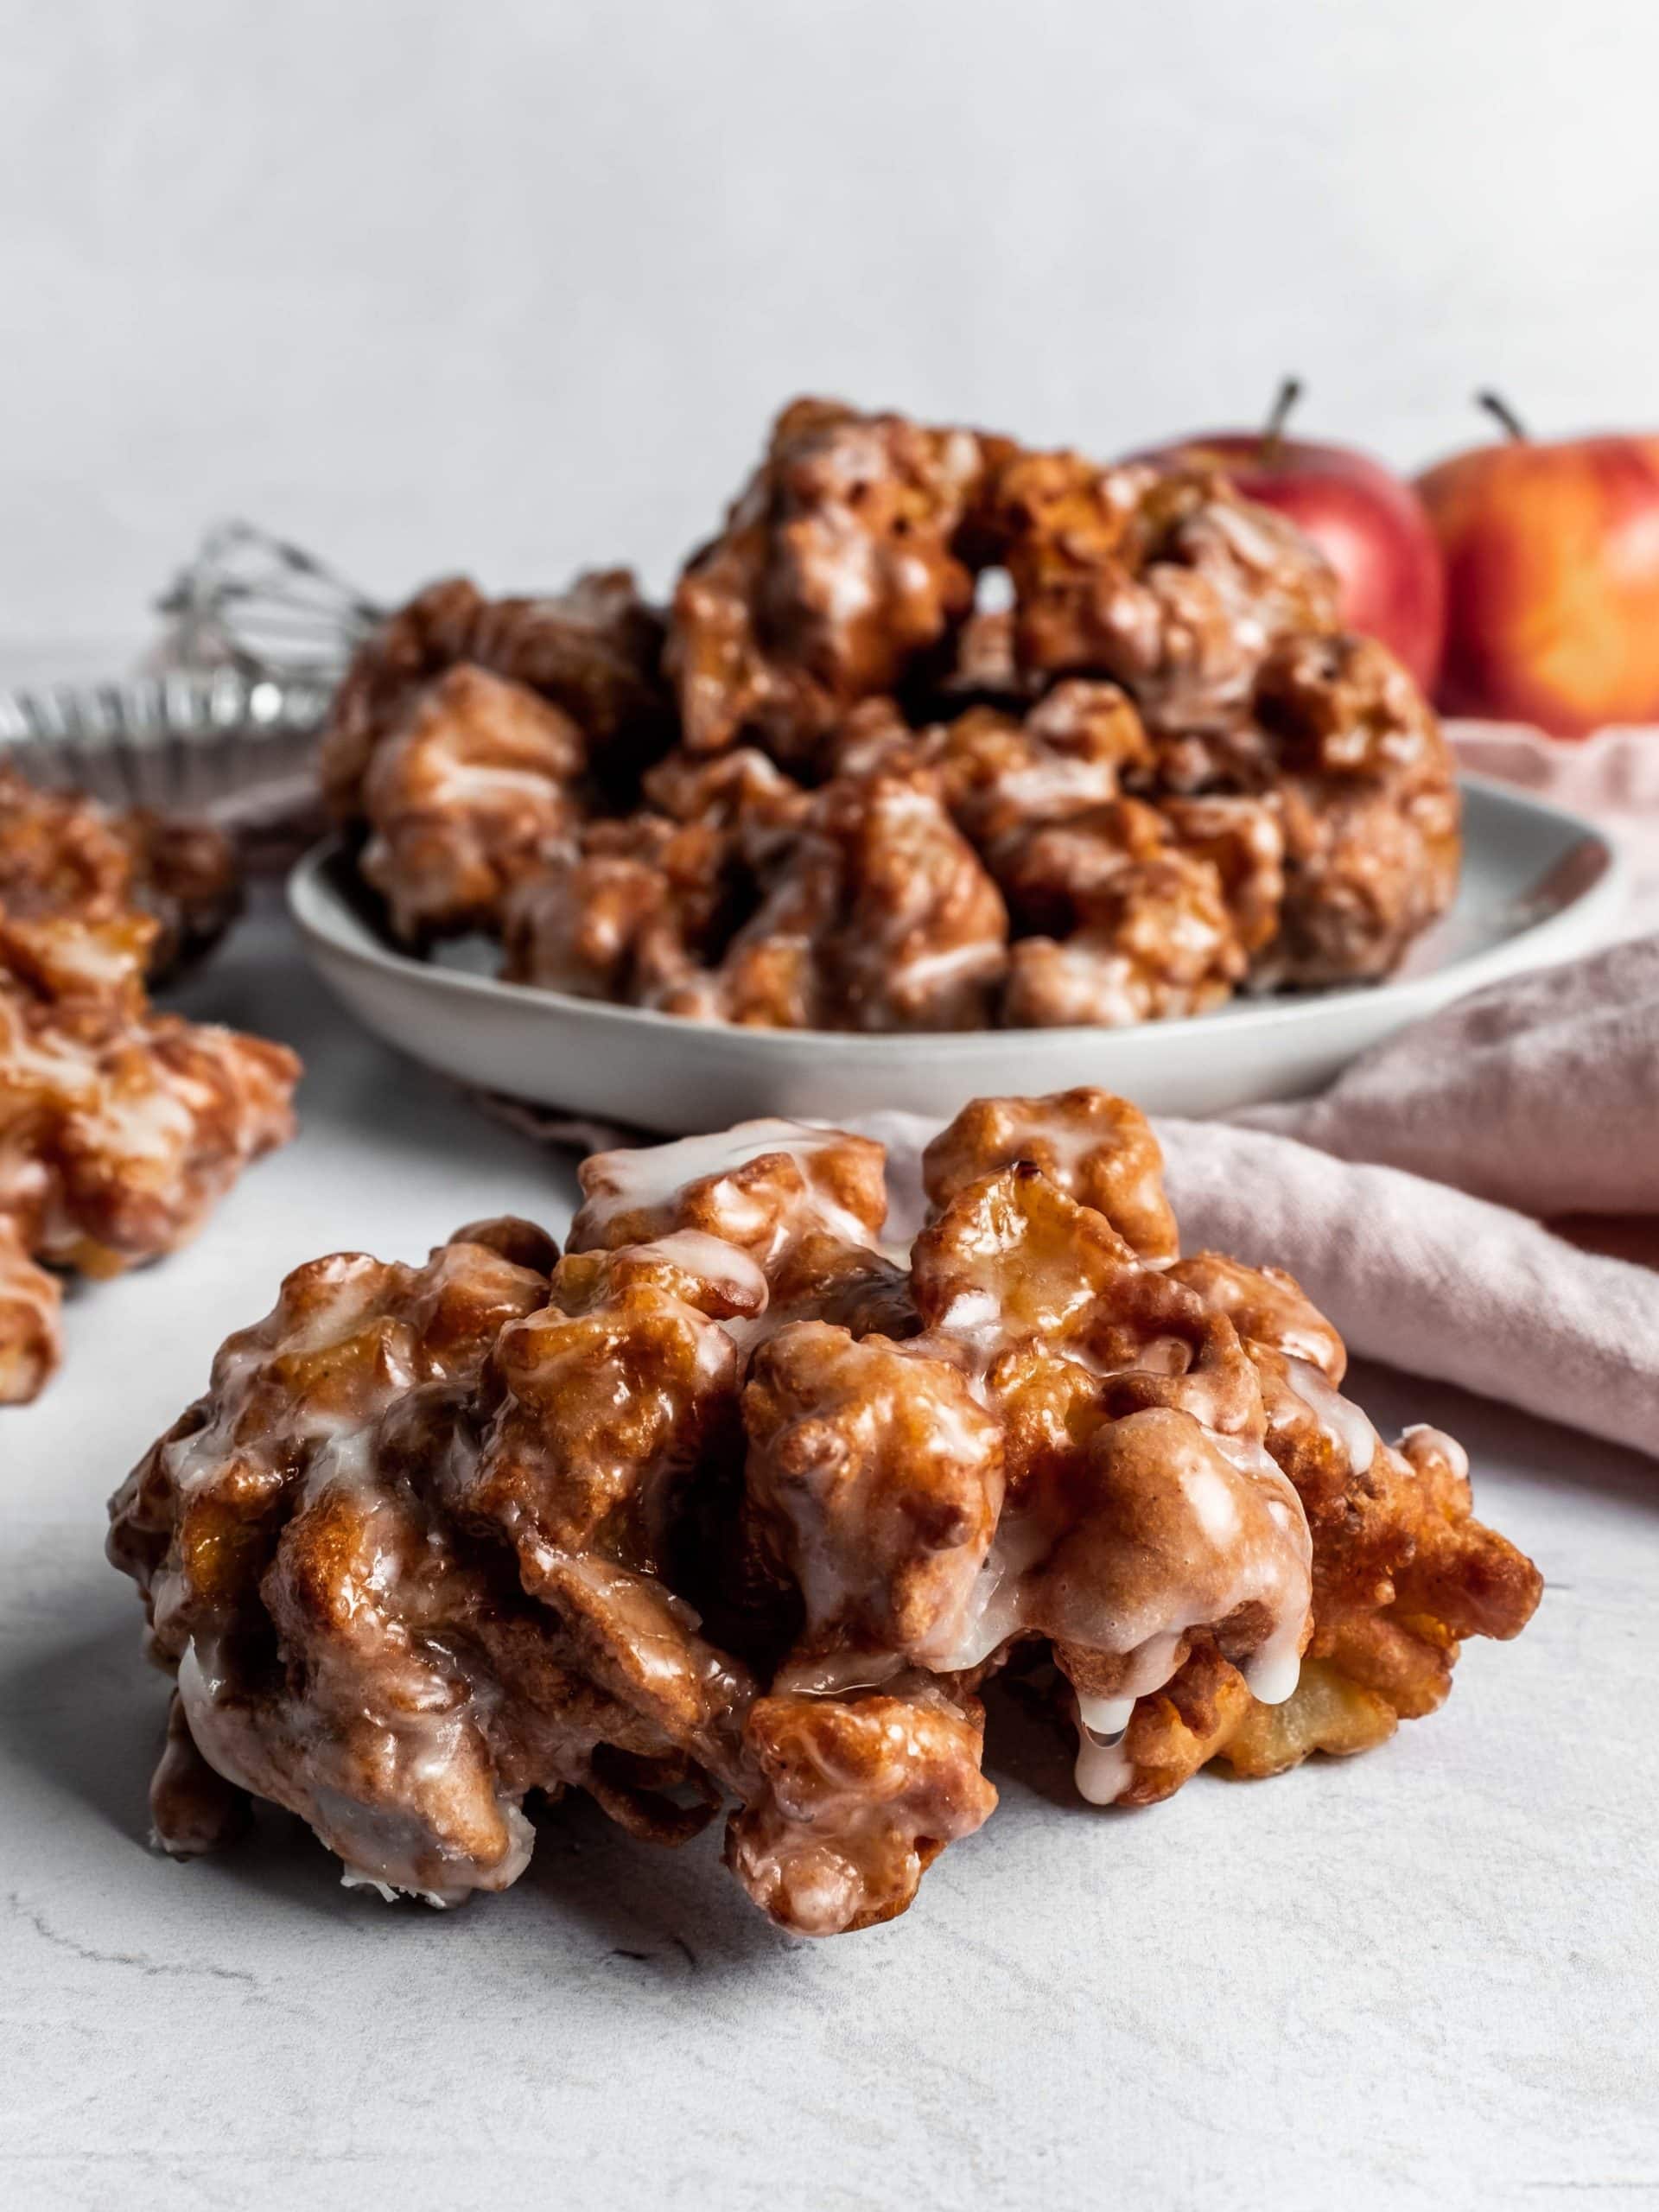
xmin=1000 ymin=797 xmax=1246 ymax=1026
xmin=0 ymin=1215 xmax=61 ymax=1403
xmin=109 ymin=1225 xmax=740 ymax=1895
xmin=921 ymin=684 xmax=1154 ymax=868
xmin=921 ymin=1087 xmax=1178 ymax=1262
xmin=499 ymin=753 xmax=810 ymax=1012
xmin=744 ymin=1322 xmax=1004 ymax=1658
xmin=10 ymin=1006 xmax=297 ymax=1277
xmin=989 ymin=454 xmax=1342 ymax=732
xmin=0 ymin=771 xmax=136 ymax=924
xmin=506 ymin=760 xmax=1011 ymax=1031
xmin=726 ymin=766 xmax=1010 ymax=1032
xmin=0 ymin=769 xmax=242 ymax=994
xmin=1252 ymin=632 xmax=1462 ymax=985
xmin=665 ymin=399 xmax=1000 ymax=765
xmin=359 ymin=664 xmax=587 ymax=939
xmin=321 ymin=569 xmax=673 ymax=822
xmin=726 ymin=1683 xmax=996 ymax=1935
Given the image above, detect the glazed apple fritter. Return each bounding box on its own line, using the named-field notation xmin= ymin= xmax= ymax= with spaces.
xmin=109 ymin=1089 xmax=1539 ymax=1935
xmin=0 ymin=769 xmax=297 ymax=1405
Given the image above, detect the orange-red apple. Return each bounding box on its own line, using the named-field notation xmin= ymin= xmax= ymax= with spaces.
xmin=1416 ymin=395 xmax=1659 ymax=738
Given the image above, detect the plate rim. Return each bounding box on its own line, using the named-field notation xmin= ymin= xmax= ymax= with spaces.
xmin=288 ymin=772 xmax=1630 ymax=1053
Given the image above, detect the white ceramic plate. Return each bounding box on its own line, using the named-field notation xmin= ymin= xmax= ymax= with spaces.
xmin=289 ymin=775 xmax=1628 ymax=1134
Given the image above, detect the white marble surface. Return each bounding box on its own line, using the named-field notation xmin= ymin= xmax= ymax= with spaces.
xmin=3 ymin=905 xmax=1657 ymax=2211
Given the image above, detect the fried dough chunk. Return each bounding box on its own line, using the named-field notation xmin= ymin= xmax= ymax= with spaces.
xmin=107 ymin=1221 xmax=742 ymax=1898
xmin=359 ymin=664 xmax=588 ymax=938
xmin=332 ymin=400 xmax=1460 ymax=1025
xmin=499 ymin=753 xmax=810 ymax=1013
xmin=1 ymin=772 xmax=293 ymax=1404
xmin=1252 ymin=632 xmax=1462 ymax=984
xmin=744 ymin=1322 xmax=1003 ymax=1660
xmin=0 ymin=923 xmax=297 ymax=1405
xmin=0 ymin=995 xmax=297 ymax=1280
xmin=0 ymin=771 xmax=133 ymax=925
xmin=0 ymin=1216 xmax=61 ymax=1403
xmin=718 ymin=766 xmax=1009 ymax=1031
xmin=905 ymin=1168 xmax=1310 ymax=1713
xmin=906 ymin=1100 xmax=1538 ymax=1810
xmin=1000 ymin=797 xmax=1245 ymax=1026
xmin=667 ymin=399 xmax=1001 ymax=764
xmin=500 ymin=849 xmax=657 ymax=1001
xmin=466 ymin=1247 xmax=741 ymax=1564
xmin=108 ymin=1090 xmax=1538 ymax=1936
xmin=511 ymin=760 xmax=1011 ymax=1032
xmin=921 ymin=1086 xmax=1178 ymax=1262
xmin=727 ymin=1681 xmax=995 ymax=1934
xmin=1089 ymin=1251 xmax=1547 ymax=1805
xmin=991 ymin=455 xmax=1340 ymax=734
xmin=0 ymin=768 xmax=242 ymax=991
xmin=1156 ymin=793 xmax=1286 ymax=957
xmin=925 ymin=683 xmax=1154 ymax=867
xmin=321 ymin=569 xmax=672 ymax=818
xmin=641 ymin=746 xmax=811 ymax=859
xmin=499 ymin=817 xmax=715 ymax=1008
xmin=570 ymin=1117 xmax=887 ymax=1265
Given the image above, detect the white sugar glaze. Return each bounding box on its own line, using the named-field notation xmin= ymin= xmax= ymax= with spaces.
xmin=581 ymin=1120 xmax=878 ymax=1255
xmin=634 ymin=1229 xmax=771 ymax=1308
xmin=1285 ymin=1355 xmax=1376 ymax=1473
xmin=423 ymin=752 xmax=567 ymax=810
xmin=1401 ymin=1423 xmax=1469 ymax=1479
xmin=1073 ymin=1727 xmax=1134 ymax=1805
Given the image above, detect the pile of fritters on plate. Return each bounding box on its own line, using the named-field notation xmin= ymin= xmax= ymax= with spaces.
xmin=322 ymin=400 xmax=1461 ymax=1031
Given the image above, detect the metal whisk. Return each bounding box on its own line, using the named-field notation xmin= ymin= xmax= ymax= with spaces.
xmin=152 ymin=520 xmax=384 ymax=685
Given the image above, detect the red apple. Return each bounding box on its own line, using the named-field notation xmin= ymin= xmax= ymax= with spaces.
xmin=1416 ymin=395 xmax=1659 ymax=739
xmin=1131 ymin=380 xmax=1447 ymax=691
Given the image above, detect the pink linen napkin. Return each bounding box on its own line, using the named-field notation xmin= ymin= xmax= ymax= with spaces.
xmin=1142 ymin=933 xmax=1659 ymax=1457
xmin=1452 ymin=722 xmax=1659 ymax=927
xmin=1154 ymin=1121 xmax=1659 ymax=1455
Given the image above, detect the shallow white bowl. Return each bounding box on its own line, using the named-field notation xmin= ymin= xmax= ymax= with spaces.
xmin=289 ymin=776 xmax=1627 ymax=1135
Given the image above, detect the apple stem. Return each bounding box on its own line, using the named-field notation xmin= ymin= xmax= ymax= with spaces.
xmin=1261 ymin=378 xmax=1303 ymax=464
xmin=1477 ymin=391 xmax=1529 ymax=442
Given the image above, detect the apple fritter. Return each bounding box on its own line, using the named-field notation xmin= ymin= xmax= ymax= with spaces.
xmin=1 ymin=772 xmax=296 ymax=1406
xmin=0 ymin=767 xmax=242 ymax=991
xmin=110 ymin=1090 xmax=1539 ymax=1936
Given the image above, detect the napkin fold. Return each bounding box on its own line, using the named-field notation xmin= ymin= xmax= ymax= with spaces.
xmin=1141 ymin=934 xmax=1659 ymax=1458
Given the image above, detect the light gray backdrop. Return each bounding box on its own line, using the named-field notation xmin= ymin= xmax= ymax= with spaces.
xmin=2 ymin=0 xmax=1653 ymax=655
